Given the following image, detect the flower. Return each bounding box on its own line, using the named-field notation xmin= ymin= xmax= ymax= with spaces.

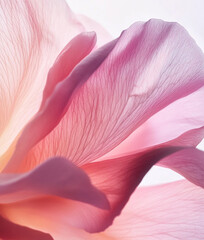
xmin=0 ymin=0 xmax=204 ymax=239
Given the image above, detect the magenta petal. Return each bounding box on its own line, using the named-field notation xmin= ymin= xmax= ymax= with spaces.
xmin=0 ymin=215 xmax=53 ymax=240
xmin=78 ymin=145 xmax=185 ymax=232
xmin=18 ymin=19 xmax=204 ymax=169
xmin=0 ymin=157 xmax=109 ymax=210
xmin=64 ymin=19 xmax=204 ymax=165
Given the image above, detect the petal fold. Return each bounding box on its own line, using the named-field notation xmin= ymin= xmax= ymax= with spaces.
xmin=76 ymin=14 xmax=112 ymax=46
xmin=40 ymin=31 xmax=97 ymax=109
xmin=101 ymin=180 xmax=204 ymax=240
xmin=159 ymin=147 xmax=204 ymax=188
xmin=103 ymin=86 xmax=204 ymax=158
xmin=4 ymin=38 xmax=118 ymax=172
xmin=0 ymin=215 xmax=53 ymax=240
xmin=17 ymin=19 xmax=204 ymax=169
xmin=1 ymin=145 xmax=184 ymax=235
xmin=0 ymin=157 xmax=109 ymax=210
xmin=0 ymin=0 xmax=95 ymax=169
xmin=81 ymin=145 xmax=184 ymax=232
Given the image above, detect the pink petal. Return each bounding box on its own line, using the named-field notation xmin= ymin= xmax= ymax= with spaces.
xmin=100 ymin=121 xmax=204 ymax=191
xmin=167 ymin=126 xmax=204 ymax=147
xmin=102 ymin=180 xmax=204 ymax=240
xmin=4 ymin=38 xmax=117 ymax=173
xmin=40 ymin=31 xmax=97 ymax=110
xmin=104 ymin=86 xmax=204 ymax=158
xmin=159 ymin=146 xmax=204 ymax=188
xmin=14 ymin=19 xmax=204 ymax=170
xmin=0 ymin=157 xmax=109 ymax=209
xmin=0 ymin=215 xmax=53 ymax=240
xmin=0 ymin=0 xmax=93 ymax=170
xmin=81 ymin=145 xmax=186 ymax=232
xmin=1 ymin=145 xmax=183 ymax=236
xmin=76 ymin=14 xmax=112 ymax=46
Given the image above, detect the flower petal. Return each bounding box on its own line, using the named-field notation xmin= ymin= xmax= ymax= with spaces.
xmin=159 ymin=146 xmax=204 ymax=188
xmin=40 ymin=31 xmax=97 ymax=110
xmin=101 ymin=180 xmax=204 ymax=240
xmin=0 ymin=0 xmax=92 ymax=169
xmin=76 ymin=14 xmax=112 ymax=46
xmin=4 ymin=38 xmax=118 ymax=173
xmin=103 ymin=86 xmax=204 ymax=158
xmin=1 ymin=197 xmax=99 ymax=240
xmin=0 ymin=157 xmax=109 ymax=210
xmin=16 ymin=19 xmax=204 ymax=169
xmin=0 ymin=215 xmax=53 ymax=240
xmin=1 ymin=145 xmax=184 ymax=236
xmin=102 ymin=122 xmax=204 ymax=190
xmin=81 ymin=145 xmax=186 ymax=232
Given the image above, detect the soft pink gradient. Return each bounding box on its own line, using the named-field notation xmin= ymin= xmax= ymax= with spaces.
xmin=101 ymin=87 xmax=204 ymax=159
xmin=100 ymin=180 xmax=204 ymax=240
xmin=0 ymin=0 xmax=204 ymax=239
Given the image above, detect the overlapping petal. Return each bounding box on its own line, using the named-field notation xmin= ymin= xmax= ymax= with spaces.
xmin=81 ymin=145 xmax=185 ymax=232
xmin=100 ymin=180 xmax=204 ymax=240
xmin=0 ymin=0 xmax=97 ymax=170
xmin=12 ymin=19 xmax=204 ymax=172
xmin=76 ymin=14 xmax=112 ymax=47
xmin=3 ymin=145 xmax=203 ymax=239
xmin=0 ymin=157 xmax=109 ymax=209
xmin=4 ymin=37 xmax=118 ymax=173
xmin=40 ymin=32 xmax=97 ymax=110
xmin=0 ymin=1 xmax=203 ymax=238
xmin=103 ymin=86 xmax=204 ymax=158
xmin=159 ymin=146 xmax=204 ymax=188
xmin=1 ymin=145 xmax=186 ymax=236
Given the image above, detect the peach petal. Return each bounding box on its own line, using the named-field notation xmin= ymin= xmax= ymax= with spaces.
xmin=0 ymin=0 xmax=92 ymax=167
xmin=0 ymin=215 xmax=53 ymax=240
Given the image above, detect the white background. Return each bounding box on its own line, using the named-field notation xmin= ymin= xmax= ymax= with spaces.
xmin=66 ymin=0 xmax=204 ymax=185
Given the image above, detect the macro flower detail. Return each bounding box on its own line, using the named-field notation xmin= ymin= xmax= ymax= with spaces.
xmin=0 ymin=0 xmax=204 ymax=240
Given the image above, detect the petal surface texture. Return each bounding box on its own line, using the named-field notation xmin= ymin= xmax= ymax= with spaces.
xmin=99 ymin=180 xmax=204 ymax=240
xmin=0 ymin=0 xmax=98 ymax=169
xmin=40 ymin=31 xmax=97 ymax=110
xmin=4 ymin=38 xmax=117 ymax=172
xmin=11 ymin=19 xmax=204 ymax=171
xmin=1 ymin=145 xmax=185 ymax=235
xmin=103 ymin=86 xmax=204 ymax=158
